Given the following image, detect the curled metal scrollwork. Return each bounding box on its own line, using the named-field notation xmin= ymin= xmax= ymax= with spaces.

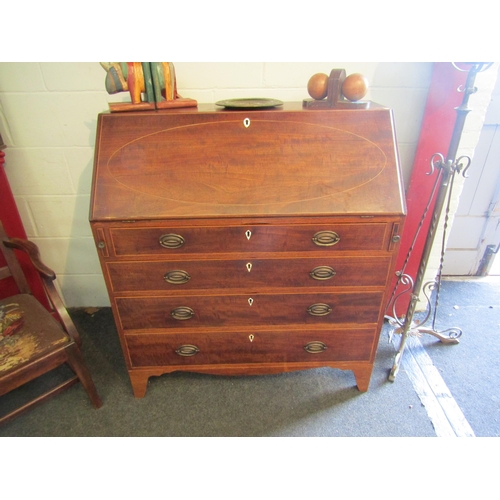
xmin=390 ymin=278 xmax=463 ymax=344
xmin=385 ymin=272 xmax=414 ymax=328
xmin=420 ymin=280 xmax=437 ymax=326
xmin=429 ymin=153 xmax=445 ymax=176
xmin=455 ymin=155 xmax=472 ymax=178
xmin=418 ymin=326 xmax=463 ymax=344
xmin=429 ymin=153 xmax=471 ymax=179
xmin=442 ymin=327 xmax=463 ymax=340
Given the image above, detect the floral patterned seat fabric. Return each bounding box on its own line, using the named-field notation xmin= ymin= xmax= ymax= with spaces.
xmin=0 ymin=294 xmax=68 ymax=374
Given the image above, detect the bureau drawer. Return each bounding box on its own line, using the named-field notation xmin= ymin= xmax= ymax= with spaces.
xmin=108 ymin=223 xmax=389 ymax=256
xmin=116 ymin=292 xmax=383 ymax=330
xmin=125 ymin=328 xmax=376 ymax=367
xmin=108 ymin=256 xmax=392 ymax=292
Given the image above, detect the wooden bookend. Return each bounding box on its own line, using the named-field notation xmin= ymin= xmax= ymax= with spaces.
xmin=303 ymin=69 xmax=369 ymax=109
xmin=102 ymin=62 xmax=197 ymax=112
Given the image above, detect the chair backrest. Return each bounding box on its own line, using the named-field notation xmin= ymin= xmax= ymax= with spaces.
xmin=0 ymin=222 xmax=31 ymax=295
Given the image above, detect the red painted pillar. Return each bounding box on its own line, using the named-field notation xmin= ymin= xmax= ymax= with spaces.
xmin=0 ymin=137 xmax=50 ymax=308
xmin=389 ymin=63 xmax=468 ymax=317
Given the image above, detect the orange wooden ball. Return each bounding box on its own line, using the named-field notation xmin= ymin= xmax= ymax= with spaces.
xmin=307 ymin=73 xmax=329 ymax=100
xmin=342 ymin=73 xmax=369 ymax=101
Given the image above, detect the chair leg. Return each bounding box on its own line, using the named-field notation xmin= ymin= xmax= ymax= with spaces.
xmin=0 ymin=377 xmax=79 ymax=426
xmin=65 ymin=343 xmax=103 ymax=409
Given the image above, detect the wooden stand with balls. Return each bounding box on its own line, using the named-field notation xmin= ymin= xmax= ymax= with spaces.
xmin=303 ymin=69 xmax=369 ymax=109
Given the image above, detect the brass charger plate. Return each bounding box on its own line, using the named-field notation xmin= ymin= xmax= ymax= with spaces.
xmin=215 ymin=98 xmax=283 ymax=109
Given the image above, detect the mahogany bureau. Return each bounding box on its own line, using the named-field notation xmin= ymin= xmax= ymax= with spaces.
xmin=90 ymin=102 xmax=406 ymax=397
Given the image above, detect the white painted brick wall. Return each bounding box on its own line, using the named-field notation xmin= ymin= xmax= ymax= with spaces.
xmin=0 ymin=62 xmax=492 ymax=307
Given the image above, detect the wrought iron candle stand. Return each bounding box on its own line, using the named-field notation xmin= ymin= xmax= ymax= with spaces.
xmin=385 ymin=62 xmax=493 ymax=382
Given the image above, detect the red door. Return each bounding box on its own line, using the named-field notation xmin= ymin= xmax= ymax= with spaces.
xmin=387 ymin=63 xmax=468 ymax=317
xmin=0 ymin=137 xmax=49 ymax=308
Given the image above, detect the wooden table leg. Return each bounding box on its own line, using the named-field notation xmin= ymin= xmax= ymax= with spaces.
xmin=129 ymin=371 xmax=150 ymax=398
xmin=352 ymin=365 xmax=373 ymax=392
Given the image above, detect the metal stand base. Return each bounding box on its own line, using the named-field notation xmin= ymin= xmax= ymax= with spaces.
xmin=386 ymin=305 xmax=462 ymax=383
xmin=386 ymin=270 xmax=467 ymax=381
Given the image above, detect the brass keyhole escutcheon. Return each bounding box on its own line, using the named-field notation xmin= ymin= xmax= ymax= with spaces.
xmin=246 ymin=262 xmax=252 ymax=272
xmin=249 ymin=334 xmax=255 ymax=342
xmin=245 ymin=230 xmax=252 ymax=240
xmin=248 ymin=298 xmax=254 ymax=306
xmin=244 ymin=118 xmax=251 ymax=128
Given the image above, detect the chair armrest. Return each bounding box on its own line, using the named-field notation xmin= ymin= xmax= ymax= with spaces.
xmin=2 ymin=237 xmax=81 ymax=345
xmin=2 ymin=237 xmax=56 ymax=280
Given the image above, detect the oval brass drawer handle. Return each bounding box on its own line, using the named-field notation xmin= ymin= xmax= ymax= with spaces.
xmin=304 ymin=341 xmax=328 ymax=354
xmin=307 ymin=303 xmax=332 ymax=316
xmin=175 ymin=344 xmax=200 ymax=357
xmin=164 ymin=269 xmax=191 ymax=285
xmin=159 ymin=233 xmax=185 ymax=249
xmin=171 ymin=306 xmax=195 ymax=320
xmin=312 ymin=231 xmax=340 ymax=247
xmin=309 ymin=266 xmax=336 ymax=281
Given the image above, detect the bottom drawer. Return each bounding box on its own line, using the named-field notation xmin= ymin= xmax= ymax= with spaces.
xmin=125 ymin=329 xmax=376 ymax=367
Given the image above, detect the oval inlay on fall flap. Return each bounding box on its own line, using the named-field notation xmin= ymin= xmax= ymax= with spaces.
xmin=106 ymin=120 xmax=387 ymax=206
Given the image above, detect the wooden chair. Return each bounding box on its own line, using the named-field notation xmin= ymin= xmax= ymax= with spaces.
xmin=0 ymin=222 xmax=102 ymax=425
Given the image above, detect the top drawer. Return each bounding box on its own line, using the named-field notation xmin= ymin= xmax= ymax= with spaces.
xmin=108 ymin=223 xmax=390 ymax=257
